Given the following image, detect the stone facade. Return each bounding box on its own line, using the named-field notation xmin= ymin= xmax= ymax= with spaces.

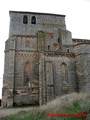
xmin=2 ymin=11 xmax=90 ymax=107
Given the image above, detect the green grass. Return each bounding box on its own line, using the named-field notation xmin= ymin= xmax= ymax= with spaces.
xmin=5 ymin=92 xmax=90 ymax=120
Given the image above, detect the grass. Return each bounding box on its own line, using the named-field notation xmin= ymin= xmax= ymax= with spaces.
xmin=5 ymin=92 xmax=90 ymax=120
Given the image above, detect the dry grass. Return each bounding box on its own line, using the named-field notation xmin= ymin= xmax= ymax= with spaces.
xmin=40 ymin=92 xmax=89 ymax=111
xmin=6 ymin=92 xmax=90 ymax=120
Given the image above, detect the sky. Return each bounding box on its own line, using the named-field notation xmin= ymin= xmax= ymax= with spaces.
xmin=0 ymin=0 xmax=90 ymax=98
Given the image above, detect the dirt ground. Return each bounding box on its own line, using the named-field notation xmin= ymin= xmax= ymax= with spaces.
xmin=0 ymin=106 xmax=37 ymax=118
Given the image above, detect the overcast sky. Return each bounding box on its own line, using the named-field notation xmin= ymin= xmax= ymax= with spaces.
xmin=0 ymin=0 xmax=90 ymax=98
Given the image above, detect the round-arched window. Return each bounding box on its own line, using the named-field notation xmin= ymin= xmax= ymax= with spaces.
xmin=23 ymin=15 xmax=28 ymax=24
xmin=31 ymin=16 xmax=36 ymax=24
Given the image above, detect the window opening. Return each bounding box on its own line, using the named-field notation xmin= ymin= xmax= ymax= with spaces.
xmin=67 ymin=49 xmax=69 ymax=52
xmin=23 ymin=15 xmax=28 ymax=24
xmin=48 ymin=45 xmax=50 ymax=50
xmin=31 ymin=16 xmax=36 ymax=24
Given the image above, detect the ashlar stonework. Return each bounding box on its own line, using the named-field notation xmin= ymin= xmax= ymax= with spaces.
xmin=2 ymin=11 xmax=90 ymax=107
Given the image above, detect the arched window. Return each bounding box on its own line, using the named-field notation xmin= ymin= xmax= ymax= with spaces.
xmin=58 ymin=38 xmax=62 ymax=48
xmin=67 ymin=49 xmax=69 ymax=52
xmin=61 ymin=62 xmax=68 ymax=83
xmin=23 ymin=15 xmax=28 ymax=24
xmin=48 ymin=45 xmax=50 ymax=50
xmin=24 ymin=61 xmax=31 ymax=86
xmin=31 ymin=16 xmax=36 ymax=24
xmin=58 ymin=38 xmax=60 ymax=43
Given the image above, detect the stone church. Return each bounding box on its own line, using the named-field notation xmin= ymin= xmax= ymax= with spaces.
xmin=2 ymin=11 xmax=90 ymax=107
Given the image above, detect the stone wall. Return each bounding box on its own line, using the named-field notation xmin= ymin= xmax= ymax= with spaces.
xmin=9 ymin=11 xmax=66 ymax=36
xmin=74 ymin=43 xmax=90 ymax=92
xmin=39 ymin=52 xmax=77 ymax=104
xmin=14 ymin=49 xmax=39 ymax=105
xmin=2 ymin=37 xmax=16 ymax=107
